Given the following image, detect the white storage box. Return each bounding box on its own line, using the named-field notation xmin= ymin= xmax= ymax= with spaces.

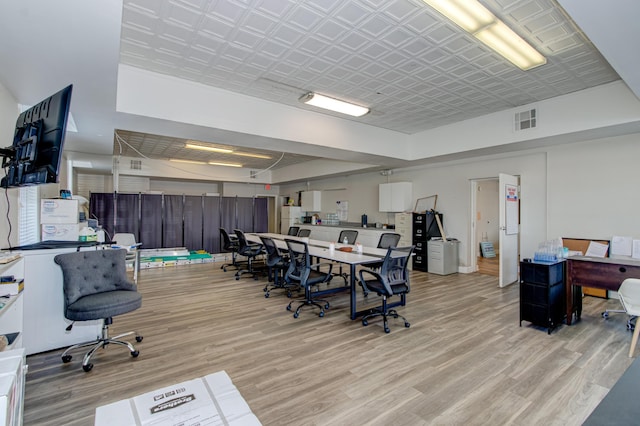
xmin=40 ymin=199 xmax=79 ymax=224
xmin=95 ymin=370 xmax=260 ymax=425
xmin=41 ymin=223 xmax=86 ymax=241
xmin=0 ymin=348 xmax=26 ymax=426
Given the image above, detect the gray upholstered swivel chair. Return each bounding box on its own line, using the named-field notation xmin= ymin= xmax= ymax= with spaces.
xmin=54 ymin=249 xmax=143 ymax=372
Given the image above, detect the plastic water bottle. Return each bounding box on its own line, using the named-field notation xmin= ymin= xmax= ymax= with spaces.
xmin=343 ymin=236 xmax=348 ymax=245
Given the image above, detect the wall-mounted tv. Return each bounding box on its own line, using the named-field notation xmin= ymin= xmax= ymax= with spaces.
xmin=1 ymin=84 xmax=73 ymax=188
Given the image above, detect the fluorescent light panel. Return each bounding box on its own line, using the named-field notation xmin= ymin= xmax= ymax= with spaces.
xmin=170 ymin=158 xmax=207 ymax=165
xmin=300 ymin=93 xmax=369 ymax=117
xmin=184 ymin=143 xmax=271 ymax=159
xmin=184 ymin=143 xmax=232 ymax=153
xmin=421 ymin=0 xmax=546 ymax=70
xmin=208 ymin=161 xmax=242 ymax=168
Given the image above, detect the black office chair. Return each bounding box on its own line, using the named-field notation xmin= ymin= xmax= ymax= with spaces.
xmin=297 ymin=228 xmax=311 ymax=238
xmin=369 ymin=232 xmax=402 ymax=271
xmin=358 ymin=245 xmax=414 ymax=333
xmin=287 ymin=226 xmax=300 ymax=236
xmin=234 ymin=229 xmax=264 ymax=280
xmin=338 ymin=229 xmax=358 ymax=245
xmin=220 ymin=228 xmax=239 ymax=271
xmin=360 ymin=233 xmax=402 ymax=296
xmin=284 ymin=238 xmax=333 ymax=318
xmin=260 ymin=236 xmax=296 ymax=298
xmin=54 ymin=249 xmax=143 ymax=372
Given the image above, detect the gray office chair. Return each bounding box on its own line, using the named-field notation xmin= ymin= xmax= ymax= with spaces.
xmin=297 ymin=228 xmax=311 ymax=238
xmin=360 ymin=233 xmax=402 ymax=295
xmin=338 ymin=229 xmax=358 ymax=244
xmin=284 ymin=238 xmax=333 ymax=318
xmin=234 ymin=229 xmax=264 ymax=280
xmin=358 ymin=245 xmax=414 ymax=333
xmin=54 ymin=249 xmax=143 ymax=372
xmin=287 ymin=226 xmax=300 ymax=236
xmin=260 ymin=236 xmax=295 ymax=298
xmin=220 ymin=228 xmax=240 ymax=271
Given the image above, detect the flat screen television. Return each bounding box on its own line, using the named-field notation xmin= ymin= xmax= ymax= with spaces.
xmin=1 ymin=84 xmax=73 ymax=187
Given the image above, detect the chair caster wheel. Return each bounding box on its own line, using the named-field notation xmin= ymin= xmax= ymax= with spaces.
xmin=384 ymin=327 xmax=391 ymax=333
xmin=83 ymin=363 xmax=94 ymax=372
xmin=324 ymin=303 xmax=330 ymax=309
xmin=62 ymin=355 xmax=72 ymax=363
xmin=265 ymin=293 xmax=270 ymax=298
xmin=293 ymin=312 xmax=299 ymax=318
xmin=405 ymin=322 xmax=410 ymax=328
xmin=131 ymin=350 xmax=140 ymax=357
xmin=286 ymin=305 xmax=292 ymax=311
xmin=235 ymin=276 xmax=240 ymax=281
xmin=286 ymin=292 xmax=292 ymax=298
xmin=362 ymin=320 xmax=368 ymax=326
xmin=136 ymin=336 xmax=143 ymax=342
xmin=602 ymin=312 xmax=609 ymax=318
xmin=319 ymin=311 xmax=325 ymax=317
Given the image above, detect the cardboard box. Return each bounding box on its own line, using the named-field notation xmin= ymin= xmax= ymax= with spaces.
xmin=95 ymin=370 xmax=260 ymax=426
xmin=0 ymin=280 xmax=23 ymax=296
xmin=41 ymin=223 xmax=86 ymax=241
xmin=40 ymin=199 xmax=79 ymax=224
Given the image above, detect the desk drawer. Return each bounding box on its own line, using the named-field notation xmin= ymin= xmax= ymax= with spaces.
xmin=569 ymin=260 xmax=640 ymax=291
xmin=521 ymin=262 xmax=564 ymax=285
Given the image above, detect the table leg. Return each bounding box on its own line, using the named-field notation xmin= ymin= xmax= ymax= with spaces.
xmin=350 ymin=263 xmax=357 ymax=320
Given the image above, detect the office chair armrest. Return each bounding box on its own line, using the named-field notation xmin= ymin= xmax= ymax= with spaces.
xmin=310 ymin=261 xmax=333 ymax=274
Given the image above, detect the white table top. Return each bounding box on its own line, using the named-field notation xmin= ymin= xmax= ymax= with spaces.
xmin=253 ymin=232 xmax=389 ymax=258
xmin=248 ymin=233 xmax=383 ymax=265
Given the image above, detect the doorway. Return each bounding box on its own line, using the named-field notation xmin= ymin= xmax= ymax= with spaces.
xmin=470 ymin=174 xmax=521 ymax=286
xmin=472 ymin=179 xmax=500 ymax=276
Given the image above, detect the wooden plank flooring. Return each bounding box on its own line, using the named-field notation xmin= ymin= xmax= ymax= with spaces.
xmin=23 ymin=261 xmax=635 ymax=425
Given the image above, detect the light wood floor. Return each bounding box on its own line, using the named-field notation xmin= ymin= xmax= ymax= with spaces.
xmin=23 ymin=261 xmax=635 ymax=425
xmin=477 ymin=255 xmax=499 ymax=276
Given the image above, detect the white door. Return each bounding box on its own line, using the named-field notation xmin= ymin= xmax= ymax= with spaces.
xmin=499 ymin=173 xmax=519 ymax=287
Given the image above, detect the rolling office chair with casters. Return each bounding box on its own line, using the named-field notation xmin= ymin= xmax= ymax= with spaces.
xmin=611 ymin=278 xmax=640 ymax=357
xmin=287 ymin=226 xmax=300 ymax=236
xmin=297 ymin=228 xmax=311 ymax=238
xmin=360 ymin=232 xmax=402 ymax=296
xmin=219 ymin=228 xmax=239 ymax=272
xmin=54 ymin=249 xmax=143 ymax=372
xmin=358 ymin=245 xmax=414 ymax=333
xmin=260 ymin=236 xmax=295 ymax=298
xmin=234 ymin=229 xmax=264 ymax=280
xmin=284 ymin=238 xmax=333 ymax=318
xmin=112 ymin=233 xmax=142 ymax=284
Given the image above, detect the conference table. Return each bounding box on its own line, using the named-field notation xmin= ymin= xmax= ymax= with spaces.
xmin=246 ymin=233 xmax=401 ymax=320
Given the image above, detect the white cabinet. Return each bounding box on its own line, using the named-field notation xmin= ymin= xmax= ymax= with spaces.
xmin=301 ymin=191 xmax=321 ymax=212
xmin=0 ymin=257 xmax=24 ymax=351
xmin=379 ymin=182 xmax=412 ymax=212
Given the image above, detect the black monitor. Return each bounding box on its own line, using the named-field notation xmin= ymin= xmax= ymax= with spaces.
xmin=1 ymin=84 xmax=73 ymax=187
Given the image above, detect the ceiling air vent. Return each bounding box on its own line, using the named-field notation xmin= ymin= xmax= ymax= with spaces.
xmin=130 ymin=159 xmax=142 ymax=170
xmin=515 ymin=108 xmax=537 ymax=131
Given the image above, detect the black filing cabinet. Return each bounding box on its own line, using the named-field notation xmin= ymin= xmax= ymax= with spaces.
xmin=412 ymin=212 xmax=442 ymax=271
xmin=519 ymin=260 xmax=566 ymax=334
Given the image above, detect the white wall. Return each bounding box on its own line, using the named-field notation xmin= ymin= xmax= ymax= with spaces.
xmin=547 ymin=134 xmax=640 ymax=241
xmin=0 ymin=83 xmax=19 ymax=247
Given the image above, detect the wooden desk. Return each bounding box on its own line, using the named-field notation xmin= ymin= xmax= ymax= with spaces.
xmin=566 ymin=256 xmax=640 ymax=325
